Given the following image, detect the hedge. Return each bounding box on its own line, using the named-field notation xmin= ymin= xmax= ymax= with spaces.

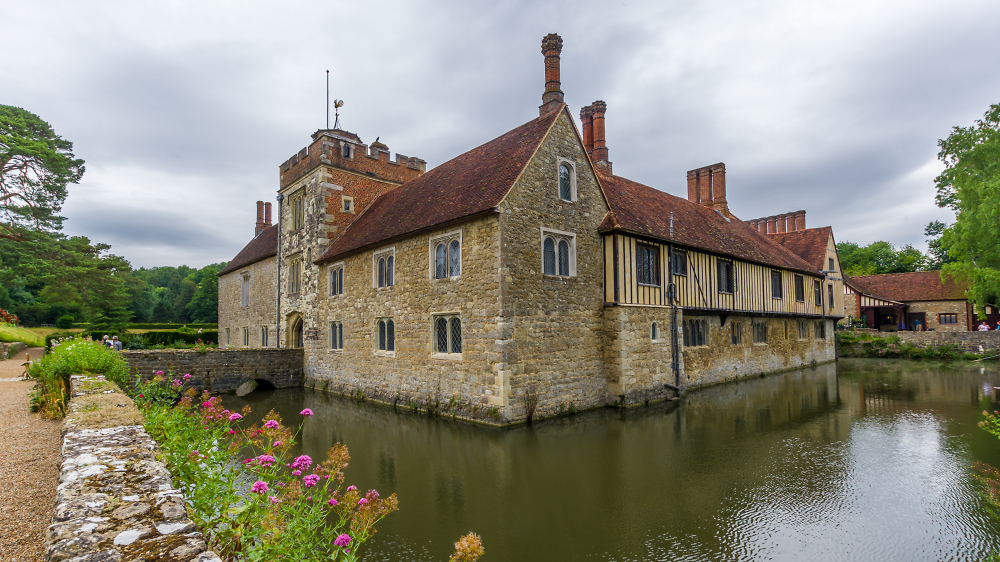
xmin=46 ymin=330 xmax=218 ymax=350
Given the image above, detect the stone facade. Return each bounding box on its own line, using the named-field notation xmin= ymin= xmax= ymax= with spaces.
xmin=890 ymin=330 xmax=999 ymax=352
xmin=121 ymin=348 xmax=303 ymax=393
xmin=218 ymin=256 xmax=277 ymax=349
xmin=905 ymin=300 xmax=970 ymax=332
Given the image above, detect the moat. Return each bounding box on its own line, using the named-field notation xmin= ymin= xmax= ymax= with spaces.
xmin=224 ymin=359 xmax=1000 ymax=561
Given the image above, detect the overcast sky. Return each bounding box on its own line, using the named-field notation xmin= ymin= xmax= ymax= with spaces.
xmin=3 ymin=0 xmax=997 ymax=268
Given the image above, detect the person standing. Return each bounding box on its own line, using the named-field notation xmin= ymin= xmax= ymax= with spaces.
xmin=112 ymin=335 xmax=122 ymax=351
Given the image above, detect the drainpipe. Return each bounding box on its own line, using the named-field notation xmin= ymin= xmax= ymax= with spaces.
xmin=667 ymin=243 xmax=681 ymax=392
xmin=275 ymin=193 xmax=284 ymax=349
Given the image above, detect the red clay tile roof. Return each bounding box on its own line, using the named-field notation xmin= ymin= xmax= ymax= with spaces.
xmin=766 ymin=227 xmax=833 ymax=271
xmin=217 ymin=225 xmax=278 ymax=276
xmin=315 ymin=106 xmax=563 ymax=263
xmin=848 ymin=271 xmax=968 ymax=302
xmin=597 ymin=172 xmax=821 ymax=275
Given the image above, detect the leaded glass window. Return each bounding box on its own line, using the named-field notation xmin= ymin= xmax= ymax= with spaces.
xmin=450 ymin=318 xmax=462 ymax=353
xmin=543 ymin=237 xmax=556 ymax=275
xmin=436 ymin=244 xmax=447 ymax=279
xmin=559 ymin=164 xmax=572 ymax=201
xmin=558 ymin=240 xmax=570 ymax=276
xmin=449 ymin=240 xmax=461 ymax=277
xmin=436 ymin=317 xmax=448 ymax=352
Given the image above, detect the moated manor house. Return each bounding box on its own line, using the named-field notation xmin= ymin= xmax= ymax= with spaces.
xmin=218 ymin=35 xmax=845 ymax=424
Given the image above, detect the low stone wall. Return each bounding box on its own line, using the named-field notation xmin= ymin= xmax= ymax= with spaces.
xmin=891 ymin=330 xmax=1000 ymax=352
xmin=2 ymin=341 xmax=28 ymax=359
xmin=47 ymin=375 xmax=220 ymax=562
xmin=121 ymin=348 xmax=304 ymax=393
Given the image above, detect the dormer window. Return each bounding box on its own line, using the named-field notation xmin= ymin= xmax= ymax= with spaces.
xmin=557 ymin=158 xmax=576 ymax=201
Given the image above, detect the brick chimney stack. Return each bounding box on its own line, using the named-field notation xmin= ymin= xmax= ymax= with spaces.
xmin=264 ymin=202 xmax=272 ymax=228
xmin=709 ymin=163 xmax=728 ymax=215
xmin=540 ymin=33 xmax=564 ymax=115
xmin=766 ymin=216 xmax=777 ymax=234
xmin=777 ymin=213 xmax=787 ymax=233
xmin=795 ymin=210 xmax=806 ymax=231
xmin=685 ymin=163 xmax=729 ymax=216
xmin=580 ymin=105 xmax=594 ymax=154
xmin=687 ymin=170 xmax=700 ymax=204
xmin=255 ymin=201 xmax=266 ymax=236
xmin=590 ymin=101 xmax=610 ymax=172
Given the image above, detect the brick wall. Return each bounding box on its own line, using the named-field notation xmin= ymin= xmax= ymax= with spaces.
xmin=121 ymin=348 xmax=303 ymax=393
xmin=218 ymin=256 xmax=278 ymax=349
xmin=906 ymin=300 xmax=970 ymax=332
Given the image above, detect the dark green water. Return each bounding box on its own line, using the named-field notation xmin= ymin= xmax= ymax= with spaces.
xmin=223 ymin=359 xmax=1000 ymax=561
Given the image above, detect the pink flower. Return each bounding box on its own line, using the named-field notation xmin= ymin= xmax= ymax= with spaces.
xmin=137 ymin=394 xmax=144 ymax=398
xmin=303 ymin=474 xmax=320 ymax=488
xmin=183 ymin=374 xmax=192 ymax=380
xmin=250 ymin=481 xmax=269 ymax=494
xmin=229 ymin=413 xmax=243 ymax=421
xmin=334 ymin=534 xmax=351 ymax=547
xmin=358 ymin=498 xmax=368 ymax=506
xmin=227 ymin=430 xmax=236 ymax=435
xmin=155 ymin=371 xmax=164 ymax=375
xmin=291 ymin=455 xmax=312 ymax=471
xmin=328 ymin=499 xmax=338 ymax=506
xmin=292 ymin=469 xmax=302 ymax=476
xmin=264 ymin=420 xmax=279 ymax=429
xmin=346 ymin=485 xmax=357 ymax=492
xmin=256 ymin=454 xmax=276 ymax=466
xmin=273 ymin=441 xmax=282 ymax=447
xmin=201 ymin=401 xmax=212 ymax=408
xmin=300 ymin=408 xmax=314 ymax=416
xmin=269 ymin=496 xmax=280 ymax=504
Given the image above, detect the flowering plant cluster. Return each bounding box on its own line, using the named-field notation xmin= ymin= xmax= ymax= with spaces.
xmin=28 ymin=336 xmax=130 ymax=417
xmin=0 ymin=307 xmax=18 ymax=325
xmin=138 ymin=375 xmax=436 ymax=561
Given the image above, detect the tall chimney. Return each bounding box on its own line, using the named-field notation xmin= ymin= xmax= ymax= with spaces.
xmin=795 ymin=210 xmax=806 ymax=231
xmin=580 ymin=105 xmax=594 ymax=155
xmin=264 ymin=202 xmax=272 ymax=227
xmin=697 ymin=169 xmax=712 ymax=207
xmin=591 ymin=100 xmax=610 ymax=171
xmin=767 ymin=216 xmax=777 ymax=234
xmin=687 ymin=170 xmax=699 ymax=204
xmin=777 ymin=213 xmax=787 ymax=233
xmin=709 ymin=163 xmax=728 ymax=215
xmin=539 ymin=33 xmax=564 ymax=115
xmin=255 ymin=201 xmax=265 ymax=236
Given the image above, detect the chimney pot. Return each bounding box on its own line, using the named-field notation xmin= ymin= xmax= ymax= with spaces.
xmin=539 ymin=33 xmax=565 ymax=115
xmin=767 ymin=216 xmax=777 ymax=234
xmin=590 ymin=100 xmax=610 ymax=170
xmin=795 ymin=210 xmax=806 ymax=231
xmin=687 ymin=170 xmax=699 ymax=204
xmin=709 ymin=163 xmax=728 ymax=215
xmin=777 ymin=213 xmax=787 ymax=233
xmin=255 ymin=201 xmax=265 ymax=236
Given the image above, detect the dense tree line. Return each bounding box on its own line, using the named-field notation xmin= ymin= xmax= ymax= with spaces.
xmin=1 ymin=104 xmax=225 ymax=329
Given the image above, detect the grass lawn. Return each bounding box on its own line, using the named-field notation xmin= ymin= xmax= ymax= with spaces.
xmin=0 ymin=325 xmax=46 ymax=347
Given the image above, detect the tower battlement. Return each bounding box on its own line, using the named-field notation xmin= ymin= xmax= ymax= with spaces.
xmin=279 ymin=129 xmax=425 ymax=189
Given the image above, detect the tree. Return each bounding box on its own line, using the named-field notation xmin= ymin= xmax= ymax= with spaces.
xmin=837 ymin=240 xmax=928 ymax=276
xmin=0 ymin=105 xmax=85 ymax=241
xmin=934 ymin=103 xmax=1000 ymax=312
xmin=923 ymin=220 xmax=954 ymax=270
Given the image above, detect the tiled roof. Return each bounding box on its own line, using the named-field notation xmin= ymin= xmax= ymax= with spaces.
xmin=848 ymin=271 xmax=968 ymax=302
xmin=316 ymin=106 xmax=563 ymax=263
xmin=597 ymin=172 xmax=821 ymax=275
xmin=766 ymin=227 xmax=833 ymax=271
xmin=217 ymin=225 xmax=278 ymax=276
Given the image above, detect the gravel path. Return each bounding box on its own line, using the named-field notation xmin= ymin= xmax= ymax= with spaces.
xmin=0 ymin=348 xmax=61 ymax=562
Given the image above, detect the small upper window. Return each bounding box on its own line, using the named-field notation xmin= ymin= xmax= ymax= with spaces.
xmin=432 ymin=233 xmax=462 ymax=279
xmin=717 ymin=260 xmax=735 ymax=294
xmin=771 ymin=270 xmax=782 ymax=299
xmin=377 ymin=318 xmax=395 ymax=352
xmin=342 ymin=196 xmax=354 ymax=213
xmin=240 ymin=273 xmax=250 ymax=307
xmin=559 ymin=163 xmax=572 ymax=201
xmin=731 ymin=322 xmax=742 ymax=345
xmin=636 ymin=244 xmax=659 ymax=287
xmin=651 ymin=322 xmax=659 ymax=341
xmin=291 ymin=193 xmax=304 ymax=230
xmin=342 ymin=143 xmax=352 ymax=158
xmin=670 ymin=250 xmax=687 ymax=276
xmin=375 ymin=250 xmax=395 ymax=288
xmin=794 ymin=275 xmax=805 ymax=302
xmin=814 ymin=280 xmax=822 ymax=307
xmin=260 ymin=326 xmax=269 ymax=347
xmin=542 ymin=230 xmax=575 ymax=277
xmin=288 ymin=257 xmax=302 ymax=294
xmin=828 ymin=258 xmax=835 ymax=271
xmin=330 ymin=321 xmax=344 ymax=350
xmin=329 ymin=265 xmax=344 ymax=296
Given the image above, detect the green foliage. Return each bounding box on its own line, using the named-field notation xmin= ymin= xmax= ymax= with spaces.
xmin=28 ymin=336 xmax=129 ymax=417
xmin=55 ymin=314 xmax=74 ymax=329
xmin=934 ymin=103 xmax=1000 ymax=314
xmin=127 ymin=323 xmax=217 ymax=330
xmin=0 ymin=324 xmax=45 ymax=347
xmin=133 ymin=263 xmax=226 ymax=324
xmin=923 ymin=220 xmax=954 ymax=271
xmin=0 ymin=105 xmax=85 ymax=241
xmin=836 ymin=240 xmax=928 ymax=276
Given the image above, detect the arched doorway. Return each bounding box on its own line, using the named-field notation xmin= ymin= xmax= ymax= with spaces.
xmin=286 ymin=313 xmax=304 ymax=348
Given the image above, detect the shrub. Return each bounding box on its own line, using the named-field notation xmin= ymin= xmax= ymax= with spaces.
xmin=56 ymin=314 xmax=75 ymax=329
xmin=28 ymin=337 xmax=130 ymax=417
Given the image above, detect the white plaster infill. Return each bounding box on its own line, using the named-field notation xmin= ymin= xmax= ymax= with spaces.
xmin=45 ymin=374 xmax=221 ymax=562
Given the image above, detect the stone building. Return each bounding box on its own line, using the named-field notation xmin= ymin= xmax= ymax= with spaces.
xmin=217 ymin=201 xmax=278 ymax=349
xmin=219 ymin=34 xmax=842 ymax=424
xmin=844 ymin=270 xmax=977 ymax=331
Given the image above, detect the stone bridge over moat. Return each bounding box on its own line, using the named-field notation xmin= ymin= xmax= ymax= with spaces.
xmin=121 ymin=348 xmax=304 ymax=393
